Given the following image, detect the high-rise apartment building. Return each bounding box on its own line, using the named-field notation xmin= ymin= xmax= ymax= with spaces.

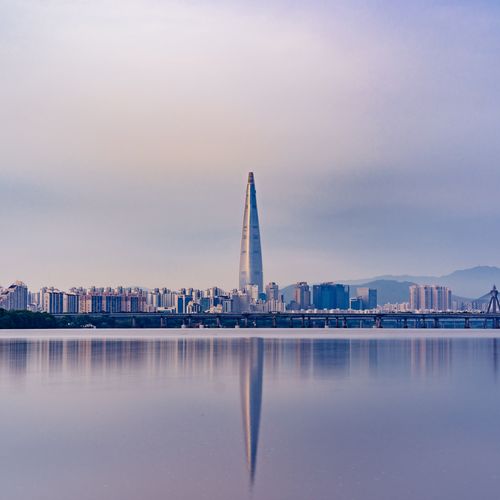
xmin=43 ymin=289 xmax=64 ymax=314
xmin=231 ymin=290 xmax=252 ymax=313
xmin=409 ymin=285 xmax=452 ymax=311
xmin=246 ymin=284 xmax=260 ymax=302
xmin=265 ymin=282 xmax=279 ymax=301
xmin=123 ymin=294 xmax=143 ymax=313
xmin=239 ymin=172 xmax=264 ymax=293
xmin=265 ymin=297 xmax=286 ymax=313
xmin=174 ymin=295 xmax=189 ymax=314
xmin=63 ymin=293 xmax=79 ymax=313
xmin=79 ymin=294 xmax=103 ymax=313
xmin=0 ymin=281 xmax=28 ymax=311
xmin=104 ymin=295 xmax=122 ymax=313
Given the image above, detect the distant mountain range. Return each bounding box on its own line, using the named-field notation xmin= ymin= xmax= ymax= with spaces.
xmin=281 ymin=266 xmax=499 ymax=305
xmin=346 ymin=280 xmax=417 ymax=306
xmin=352 ymin=266 xmax=500 ymax=298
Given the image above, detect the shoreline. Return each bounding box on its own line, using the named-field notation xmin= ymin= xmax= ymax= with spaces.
xmin=1 ymin=328 xmax=500 ymax=340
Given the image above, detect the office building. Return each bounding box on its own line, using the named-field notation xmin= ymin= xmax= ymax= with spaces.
xmin=356 ymin=287 xmax=377 ymax=309
xmin=312 ymin=283 xmax=350 ymax=310
xmin=349 ymin=297 xmax=363 ymax=310
xmin=239 ymin=172 xmax=264 ymax=293
xmin=293 ymin=282 xmax=311 ymax=310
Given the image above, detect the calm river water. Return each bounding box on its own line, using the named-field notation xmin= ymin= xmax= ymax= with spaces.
xmin=1 ymin=329 xmax=500 ymax=500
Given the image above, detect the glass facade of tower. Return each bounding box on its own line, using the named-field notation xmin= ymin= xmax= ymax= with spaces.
xmin=312 ymin=283 xmax=350 ymax=310
xmin=239 ymin=172 xmax=264 ymax=293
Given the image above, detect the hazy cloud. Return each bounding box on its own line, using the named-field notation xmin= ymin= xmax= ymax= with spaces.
xmin=1 ymin=0 xmax=499 ymax=288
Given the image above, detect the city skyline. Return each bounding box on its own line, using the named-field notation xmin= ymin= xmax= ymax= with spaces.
xmin=2 ymin=1 xmax=500 ymax=290
xmin=5 ymin=277 xmax=493 ymax=316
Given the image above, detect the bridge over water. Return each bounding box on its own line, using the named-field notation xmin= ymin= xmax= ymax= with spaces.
xmin=52 ymin=312 xmax=500 ymax=329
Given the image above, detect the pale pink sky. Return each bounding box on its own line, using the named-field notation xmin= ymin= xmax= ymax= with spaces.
xmin=1 ymin=0 xmax=500 ymax=290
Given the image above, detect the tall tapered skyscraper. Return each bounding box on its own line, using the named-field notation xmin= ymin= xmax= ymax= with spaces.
xmin=239 ymin=172 xmax=264 ymax=293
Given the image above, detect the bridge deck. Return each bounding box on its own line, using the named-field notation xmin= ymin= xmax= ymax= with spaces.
xmin=51 ymin=312 xmax=500 ymax=329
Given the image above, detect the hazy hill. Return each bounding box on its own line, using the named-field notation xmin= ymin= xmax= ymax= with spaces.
xmin=353 ymin=266 xmax=499 ymax=298
xmin=351 ymin=280 xmax=416 ymax=305
xmin=280 ymin=266 xmax=500 ymax=305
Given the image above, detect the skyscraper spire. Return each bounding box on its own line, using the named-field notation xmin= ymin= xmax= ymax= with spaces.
xmin=239 ymin=172 xmax=264 ymax=293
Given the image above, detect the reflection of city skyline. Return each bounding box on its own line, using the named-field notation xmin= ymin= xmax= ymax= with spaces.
xmin=1 ymin=336 xmax=498 ymax=488
xmin=1 ymin=337 xmax=497 ymax=379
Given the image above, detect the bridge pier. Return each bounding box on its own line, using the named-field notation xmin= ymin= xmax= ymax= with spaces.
xmin=272 ymin=315 xmax=277 ymax=328
xmin=434 ymin=318 xmax=440 ymax=329
xmin=131 ymin=316 xmax=136 ymax=328
xmin=289 ymin=317 xmax=293 ymax=328
xmin=375 ymin=316 xmax=383 ymax=329
xmin=464 ymin=317 xmax=470 ymax=329
xmin=301 ymin=315 xmax=306 ymax=328
xmin=403 ymin=318 xmax=408 ymax=329
xmin=216 ymin=316 xmax=222 ymax=328
xmin=495 ymin=317 xmax=500 ymax=329
xmin=342 ymin=317 xmax=348 ymax=328
xmin=324 ymin=317 xmax=329 ymax=328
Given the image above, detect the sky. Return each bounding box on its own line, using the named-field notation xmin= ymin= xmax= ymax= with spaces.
xmin=1 ymin=0 xmax=500 ymax=290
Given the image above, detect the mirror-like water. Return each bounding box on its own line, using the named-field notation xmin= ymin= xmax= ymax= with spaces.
xmin=1 ymin=330 xmax=500 ymax=500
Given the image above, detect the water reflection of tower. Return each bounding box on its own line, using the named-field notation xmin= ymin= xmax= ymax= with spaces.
xmin=240 ymin=337 xmax=264 ymax=487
